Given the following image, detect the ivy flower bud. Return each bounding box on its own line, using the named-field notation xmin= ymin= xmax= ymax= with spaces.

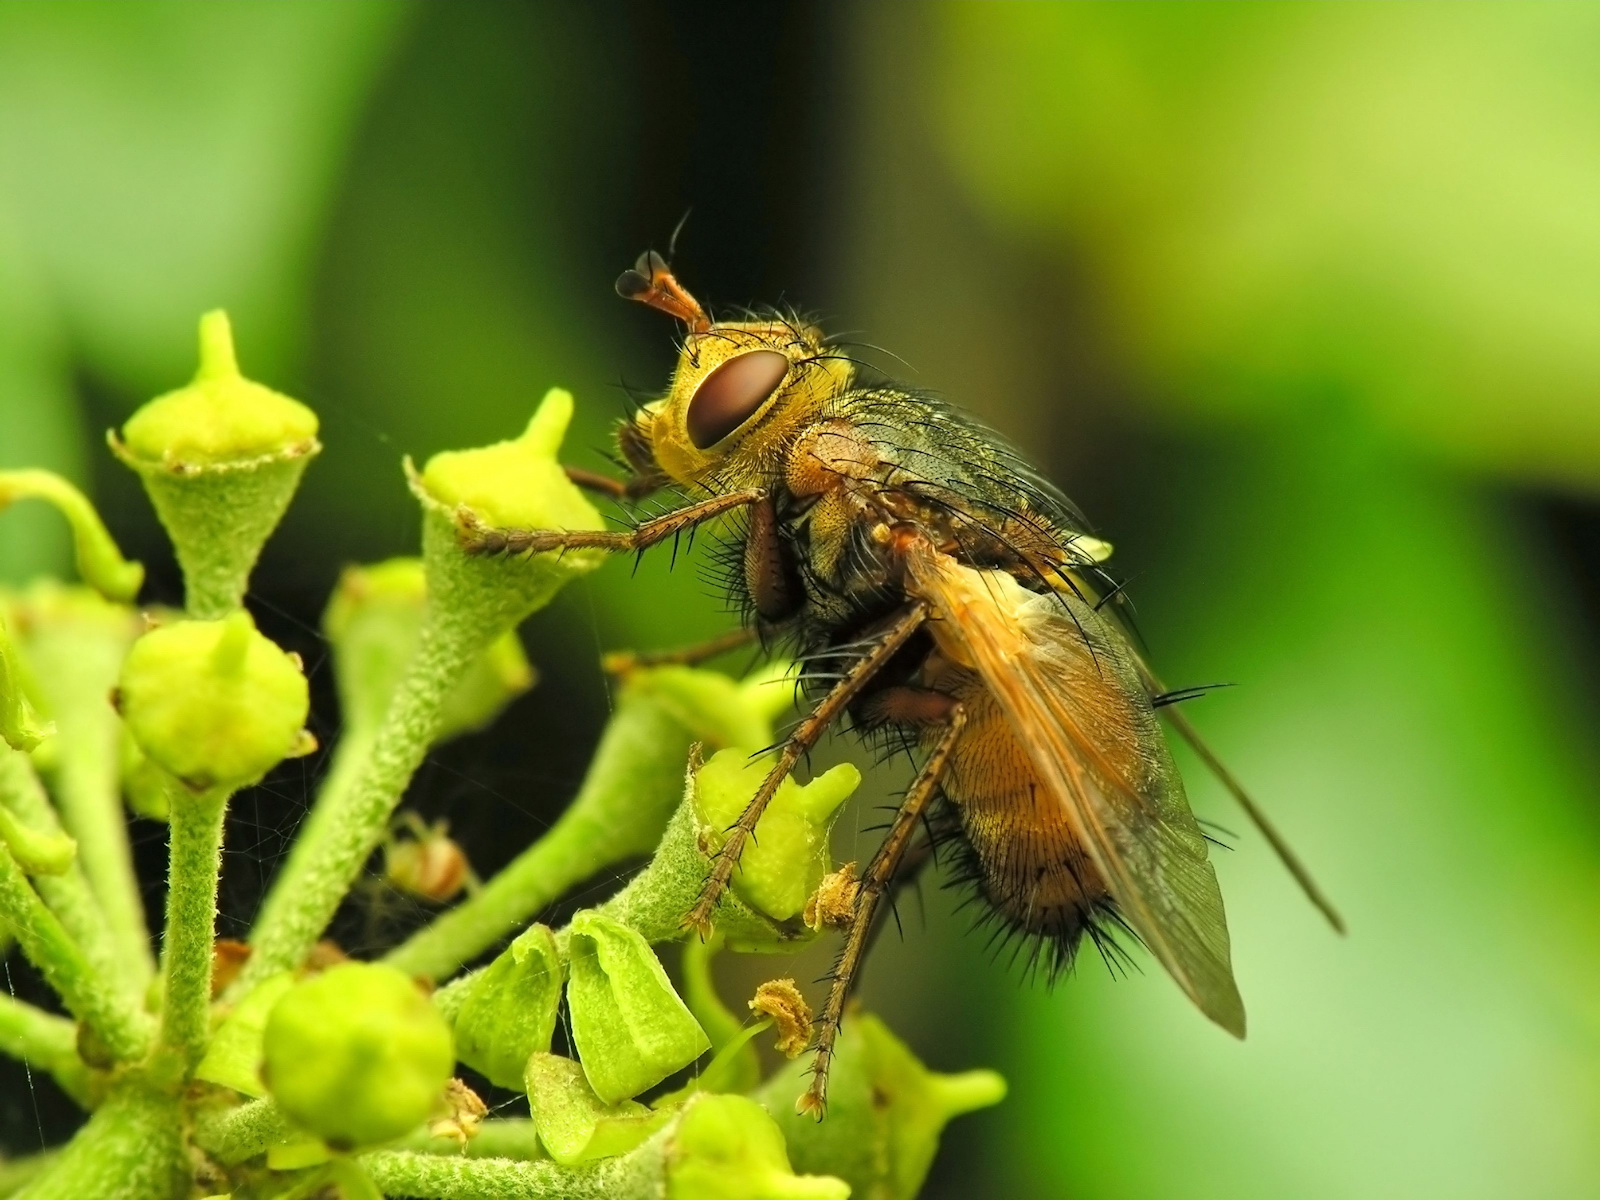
xmin=565 ymin=909 xmax=711 ymax=1104
xmin=117 ymin=611 xmax=312 ymax=792
xmin=407 ymin=388 xmax=606 ymax=637
xmin=524 ymin=1053 xmax=668 ymax=1165
xmin=757 ymin=1012 xmax=1006 ymax=1200
xmin=110 ymin=311 xmax=320 ymax=618
xmin=666 ymin=1094 xmax=848 ymax=1200
xmin=261 ymin=962 xmax=454 ymax=1150
xmin=694 ymin=750 xmax=859 ymax=923
xmin=451 ymin=923 xmax=562 ymax=1090
xmin=322 ymin=558 xmax=534 ymax=740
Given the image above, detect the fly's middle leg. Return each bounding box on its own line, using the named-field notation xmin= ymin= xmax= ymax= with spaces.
xmin=799 ymin=695 xmax=966 ymax=1119
xmin=681 ymin=603 xmax=928 ymax=938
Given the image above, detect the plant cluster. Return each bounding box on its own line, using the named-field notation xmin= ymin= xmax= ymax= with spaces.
xmin=0 ymin=314 xmax=1002 ymax=1199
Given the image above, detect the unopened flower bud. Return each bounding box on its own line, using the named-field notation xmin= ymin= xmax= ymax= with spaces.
xmin=117 ymin=611 xmax=311 ymax=792
xmin=666 ymin=1094 xmax=848 ymax=1200
xmin=0 ymin=803 xmax=76 ymax=875
xmin=757 ymin=1011 xmax=1006 ymax=1200
xmin=261 ymin=962 xmax=454 ymax=1150
xmin=694 ymin=749 xmax=859 ymax=923
xmin=566 ymin=909 xmax=711 ymax=1104
xmin=451 ymin=923 xmax=562 ymax=1090
xmin=748 ymin=979 xmax=812 ymax=1059
xmin=110 ymin=311 xmax=320 ymax=617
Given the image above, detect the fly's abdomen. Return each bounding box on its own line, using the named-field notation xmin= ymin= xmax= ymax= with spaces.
xmin=936 ymin=676 xmax=1113 ymax=956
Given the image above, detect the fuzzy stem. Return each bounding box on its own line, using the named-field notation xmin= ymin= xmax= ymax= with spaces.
xmin=238 ymin=605 xmax=484 ymax=993
xmin=51 ymin=732 xmax=151 ymax=985
xmin=0 ymin=749 xmax=141 ymax=1007
xmin=0 ymin=992 xmax=89 ymax=1103
xmin=0 ymin=1150 xmax=57 ymax=1197
xmin=191 ymin=1096 xmax=294 ymax=1166
xmin=0 ymin=753 xmax=151 ymax=1062
xmin=395 ymin=1118 xmax=545 ymax=1161
xmin=15 ymin=1084 xmax=185 ymax=1200
xmin=0 ymin=846 xmax=151 ymax=1062
xmin=156 ymin=785 xmax=228 ymax=1071
xmin=358 ymin=1147 xmax=655 ymax=1200
xmin=385 ymin=682 xmax=711 ymax=981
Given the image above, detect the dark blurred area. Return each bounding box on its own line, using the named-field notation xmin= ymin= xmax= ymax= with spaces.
xmin=2 ymin=3 xmax=1598 ymax=1196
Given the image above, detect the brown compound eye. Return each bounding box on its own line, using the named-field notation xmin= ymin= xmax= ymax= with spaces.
xmin=686 ymin=350 xmax=789 ymax=448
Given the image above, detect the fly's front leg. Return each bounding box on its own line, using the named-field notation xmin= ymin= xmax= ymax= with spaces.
xmin=682 ymin=603 xmax=929 ymax=938
xmin=602 ymin=626 xmax=760 ymax=676
xmin=459 ymin=488 xmax=764 ymax=557
xmin=799 ymin=697 xmax=966 ymax=1119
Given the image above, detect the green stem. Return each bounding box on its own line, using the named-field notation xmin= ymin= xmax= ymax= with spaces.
xmin=0 ymin=1150 xmax=57 ymax=1198
xmin=18 ymin=599 xmax=153 ymax=985
xmin=48 ymin=706 xmax=151 ymax=987
xmin=0 ymin=750 xmax=144 ymax=1021
xmin=15 ymin=1084 xmax=184 ymax=1200
xmin=0 ymin=847 xmax=150 ymax=1062
xmin=395 ymin=1118 xmax=545 ymax=1161
xmin=358 ymin=1146 xmax=653 ymax=1200
xmin=385 ymin=687 xmax=699 ymax=981
xmin=238 ymin=606 xmax=485 ymax=994
xmin=191 ymin=1096 xmax=294 ymax=1166
xmin=0 ymin=992 xmax=89 ymax=1104
xmin=157 ymin=785 xmax=228 ymax=1072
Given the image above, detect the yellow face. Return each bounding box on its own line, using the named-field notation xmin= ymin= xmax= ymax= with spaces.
xmin=635 ymin=318 xmax=855 ymax=486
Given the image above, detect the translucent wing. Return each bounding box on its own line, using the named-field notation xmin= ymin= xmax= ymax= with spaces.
xmin=905 ymin=544 xmax=1246 ymax=1036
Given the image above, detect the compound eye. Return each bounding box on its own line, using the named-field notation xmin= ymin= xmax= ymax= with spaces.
xmin=686 ymin=350 xmax=789 ymax=449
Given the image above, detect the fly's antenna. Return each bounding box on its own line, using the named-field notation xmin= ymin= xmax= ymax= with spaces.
xmin=615 ymin=247 xmax=711 ymax=334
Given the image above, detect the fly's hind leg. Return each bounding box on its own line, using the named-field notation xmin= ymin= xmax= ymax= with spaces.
xmin=459 ymin=488 xmax=765 ymax=556
xmin=682 ymin=603 xmax=929 ymax=938
xmin=799 ymin=694 xmax=966 ymax=1119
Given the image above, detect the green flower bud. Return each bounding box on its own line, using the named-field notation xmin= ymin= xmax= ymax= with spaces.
xmin=117 ymin=611 xmax=312 ymax=792
xmin=0 ymin=613 xmax=50 ymax=752
xmin=757 ymin=1011 xmax=1006 ymax=1200
xmin=666 ymin=1094 xmax=849 ymax=1200
xmin=405 ymin=388 xmax=607 ymax=640
xmin=195 ymin=970 xmax=296 ymax=1097
xmin=451 ymin=923 xmax=562 ymax=1091
xmin=0 ymin=470 xmax=144 ymax=602
xmin=110 ymin=311 xmax=320 ymax=618
xmin=525 ymin=1053 xmax=669 ymax=1165
xmin=566 ymin=909 xmax=711 ymax=1104
xmin=322 ymin=558 xmax=535 ymax=740
xmin=119 ymin=733 xmax=172 ymax=821
xmin=418 ymin=387 xmax=602 ymax=534
xmin=261 ymin=962 xmax=455 ymax=1150
xmin=695 ymin=749 xmax=859 ymax=923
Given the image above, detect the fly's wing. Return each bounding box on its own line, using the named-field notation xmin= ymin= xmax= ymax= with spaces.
xmin=905 ymin=545 xmax=1246 ymax=1036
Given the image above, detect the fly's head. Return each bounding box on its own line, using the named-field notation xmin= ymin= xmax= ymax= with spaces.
xmin=614 ymin=250 xmax=853 ymax=486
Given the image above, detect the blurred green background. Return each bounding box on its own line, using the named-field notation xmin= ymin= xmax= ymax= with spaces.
xmin=2 ymin=3 xmax=1598 ymax=1197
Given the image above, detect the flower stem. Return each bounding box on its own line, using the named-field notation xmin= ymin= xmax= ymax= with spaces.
xmin=358 ymin=1146 xmax=653 ymax=1200
xmin=0 ymin=751 xmax=151 ymax=1061
xmin=0 ymin=992 xmax=90 ymax=1103
xmin=17 ymin=1084 xmax=185 ymax=1200
xmin=237 ymin=604 xmax=484 ymax=994
xmin=157 ymin=785 xmax=229 ymax=1071
xmin=191 ymin=1096 xmax=294 ymax=1166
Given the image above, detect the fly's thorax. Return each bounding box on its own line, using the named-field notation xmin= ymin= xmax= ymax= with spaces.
xmin=638 ymin=319 xmax=853 ymax=486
